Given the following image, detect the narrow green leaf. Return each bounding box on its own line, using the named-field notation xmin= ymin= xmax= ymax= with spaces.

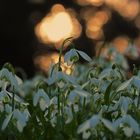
xmin=104 ymin=81 xmax=113 ymax=105
xmin=116 ymin=78 xmax=133 ymax=92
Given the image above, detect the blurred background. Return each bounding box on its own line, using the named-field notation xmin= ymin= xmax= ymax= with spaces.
xmin=0 ymin=0 xmax=140 ymax=78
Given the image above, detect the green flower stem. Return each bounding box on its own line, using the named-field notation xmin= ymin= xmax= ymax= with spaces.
xmin=12 ymin=90 xmax=15 ymax=112
xmin=57 ymin=88 xmax=61 ymax=116
xmin=137 ymin=92 xmax=140 ymax=108
xmin=58 ymin=37 xmax=73 ymax=71
xmin=61 ymin=94 xmax=64 ymax=130
xmin=96 ymin=42 xmax=106 ymax=58
xmin=82 ymin=97 xmax=86 ymax=112
xmin=57 ymin=87 xmax=65 ymax=130
xmin=3 ymin=101 xmax=6 ymax=113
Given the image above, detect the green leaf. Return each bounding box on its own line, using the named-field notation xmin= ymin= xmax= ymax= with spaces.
xmin=104 ymin=81 xmax=113 ymax=105
xmin=116 ymin=78 xmax=133 ymax=92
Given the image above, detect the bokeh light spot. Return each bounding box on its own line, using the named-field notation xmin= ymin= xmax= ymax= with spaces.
xmin=34 ymin=53 xmax=73 ymax=75
xmin=113 ymin=36 xmax=129 ymax=53
xmin=35 ymin=4 xmax=82 ymax=49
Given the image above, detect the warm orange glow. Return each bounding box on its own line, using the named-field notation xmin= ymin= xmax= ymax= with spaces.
xmin=94 ymin=11 xmax=110 ymax=25
xmin=86 ymin=0 xmax=104 ymax=6
xmin=82 ymin=9 xmax=110 ymax=40
xmin=34 ymin=53 xmax=73 ymax=74
xmin=45 ymin=12 xmax=73 ymax=42
xmin=105 ymin=0 xmax=128 ymax=10
xmin=86 ymin=28 xmax=104 ymax=40
xmin=35 ymin=4 xmax=82 ymax=49
xmin=105 ymin=0 xmax=139 ymax=20
xmin=34 ymin=53 xmax=55 ymax=73
xmin=86 ymin=19 xmax=103 ymax=40
xmin=113 ymin=36 xmax=129 ymax=53
xmin=51 ymin=4 xmax=65 ymax=13
xmin=75 ymin=0 xmax=104 ymax=6
xmin=121 ymin=1 xmax=139 ymax=20
xmin=81 ymin=8 xmax=111 ymax=22
xmin=35 ymin=12 xmax=73 ymax=45
xmin=87 ymin=18 xmax=103 ymax=31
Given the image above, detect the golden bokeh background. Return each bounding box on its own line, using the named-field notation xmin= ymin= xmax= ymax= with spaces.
xmin=1 ymin=0 xmax=140 ymax=76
